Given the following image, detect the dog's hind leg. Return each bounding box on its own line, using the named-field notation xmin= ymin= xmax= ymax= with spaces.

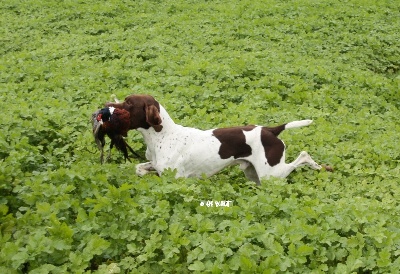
xmin=277 ymin=151 xmax=322 ymax=178
xmin=239 ymin=161 xmax=261 ymax=185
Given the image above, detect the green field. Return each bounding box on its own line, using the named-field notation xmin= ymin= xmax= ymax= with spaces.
xmin=1 ymin=0 xmax=400 ymax=272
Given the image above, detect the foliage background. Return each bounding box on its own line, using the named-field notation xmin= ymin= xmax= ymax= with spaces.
xmin=1 ymin=0 xmax=399 ymax=272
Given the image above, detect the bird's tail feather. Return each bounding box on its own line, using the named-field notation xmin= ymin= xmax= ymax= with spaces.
xmin=112 ymin=135 xmax=144 ymax=161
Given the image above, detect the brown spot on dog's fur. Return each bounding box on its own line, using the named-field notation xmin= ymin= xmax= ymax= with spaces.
xmin=213 ymin=126 xmax=255 ymax=159
xmin=145 ymin=105 xmax=163 ymax=132
xmin=264 ymin=124 xmax=286 ymax=136
xmin=261 ymin=127 xmax=285 ymax=166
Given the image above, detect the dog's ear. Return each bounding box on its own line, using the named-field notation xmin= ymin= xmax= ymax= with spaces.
xmin=145 ymin=105 xmax=163 ymax=132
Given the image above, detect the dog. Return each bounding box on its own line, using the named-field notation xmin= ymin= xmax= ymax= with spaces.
xmin=99 ymin=94 xmax=329 ymax=184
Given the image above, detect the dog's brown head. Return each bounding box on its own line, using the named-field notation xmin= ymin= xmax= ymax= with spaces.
xmin=106 ymin=94 xmax=163 ymax=132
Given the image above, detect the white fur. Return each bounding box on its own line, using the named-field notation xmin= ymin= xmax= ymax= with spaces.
xmin=135 ymin=104 xmax=322 ymax=184
xmin=285 ymin=120 xmax=313 ymax=129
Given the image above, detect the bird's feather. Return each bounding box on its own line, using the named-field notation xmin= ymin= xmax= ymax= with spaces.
xmin=91 ymin=108 xmax=143 ymax=163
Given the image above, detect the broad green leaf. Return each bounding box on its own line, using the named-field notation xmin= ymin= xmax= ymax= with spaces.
xmin=188 ymin=261 xmax=205 ymax=271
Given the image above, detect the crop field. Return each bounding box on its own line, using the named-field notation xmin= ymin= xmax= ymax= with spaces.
xmin=1 ymin=0 xmax=400 ymax=273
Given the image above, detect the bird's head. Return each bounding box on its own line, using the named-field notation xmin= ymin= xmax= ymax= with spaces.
xmin=96 ymin=107 xmax=115 ymax=124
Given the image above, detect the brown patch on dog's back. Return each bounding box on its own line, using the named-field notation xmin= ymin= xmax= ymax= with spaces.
xmin=213 ymin=126 xmax=255 ymax=159
xmin=261 ymin=127 xmax=285 ymax=166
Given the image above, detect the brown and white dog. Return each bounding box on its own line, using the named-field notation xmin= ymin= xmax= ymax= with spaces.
xmin=99 ymin=94 xmax=327 ymax=184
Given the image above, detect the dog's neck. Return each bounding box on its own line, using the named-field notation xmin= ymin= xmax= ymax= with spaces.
xmin=158 ymin=105 xmax=177 ymax=130
xmin=137 ymin=104 xmax=177 ymax=137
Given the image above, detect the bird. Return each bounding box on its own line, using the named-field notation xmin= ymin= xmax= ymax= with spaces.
xmin=92 ymin=106 xmax=142 ymax=163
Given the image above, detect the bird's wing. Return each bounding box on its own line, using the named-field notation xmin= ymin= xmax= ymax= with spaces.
xmin=110 ymin=108 xmax=131 ymax=136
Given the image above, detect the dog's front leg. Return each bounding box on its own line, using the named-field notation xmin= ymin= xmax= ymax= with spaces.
xmin=136 ymin=162 xmax=157 ymax=176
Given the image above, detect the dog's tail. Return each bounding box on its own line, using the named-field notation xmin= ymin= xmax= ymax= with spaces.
xmin=267 ymin=120 xmax=313 ymax=136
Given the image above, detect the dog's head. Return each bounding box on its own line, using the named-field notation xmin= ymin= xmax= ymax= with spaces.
xmin=106 ymin=94 xmax=163 ymax=132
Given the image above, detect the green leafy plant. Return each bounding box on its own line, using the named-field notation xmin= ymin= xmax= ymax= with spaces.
xmin=1 ymin=0 xmax=399 ymax=272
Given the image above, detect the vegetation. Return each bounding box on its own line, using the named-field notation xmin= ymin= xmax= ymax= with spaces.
xmin=1 ymin=0 xmax=399 ymax=272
